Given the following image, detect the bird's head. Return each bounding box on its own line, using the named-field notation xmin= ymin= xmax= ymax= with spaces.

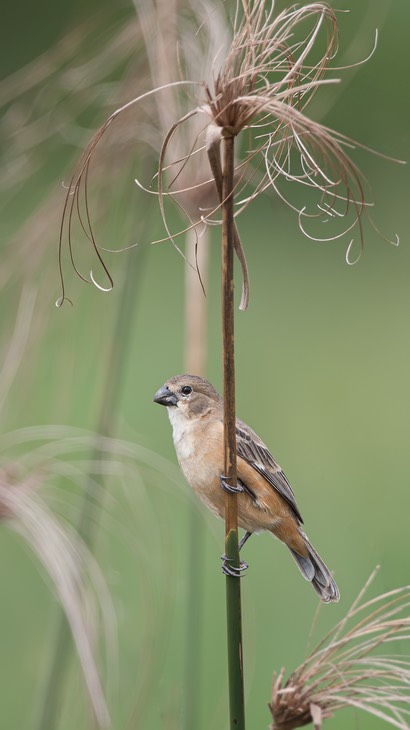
xmin=153 ymin=374 xmax=222 ymax=420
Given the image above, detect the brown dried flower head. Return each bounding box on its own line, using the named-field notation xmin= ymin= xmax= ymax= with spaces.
xmin=58 ymin=1 xmax=401 ymax=306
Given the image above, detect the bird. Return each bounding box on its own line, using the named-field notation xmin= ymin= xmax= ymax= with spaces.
xmin=153 ymin=374 xmax=339 ymax=602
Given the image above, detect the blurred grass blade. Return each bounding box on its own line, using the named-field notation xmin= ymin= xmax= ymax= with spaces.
xmin=35 ymin=244 xmax=146 ymax=730
xmin=183 ymin=225 xmax=209 ymax=730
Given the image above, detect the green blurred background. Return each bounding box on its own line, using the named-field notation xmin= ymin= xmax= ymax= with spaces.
xmin=1 ymin=1 xmax=409 ymax=728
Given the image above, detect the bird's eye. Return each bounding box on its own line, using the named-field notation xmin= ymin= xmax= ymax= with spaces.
xmin=181 ymin=386 xmax=192 ymax=396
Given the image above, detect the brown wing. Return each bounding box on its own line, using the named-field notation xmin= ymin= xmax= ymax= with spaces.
xmin=235 ymin=419 xmax=304 ymax=524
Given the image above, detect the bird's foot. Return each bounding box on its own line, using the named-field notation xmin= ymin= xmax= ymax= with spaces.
xmin=221 ymin=554 xmax=249 ymax=577
xmin=219 ymin=475 xmax=245 ymax=494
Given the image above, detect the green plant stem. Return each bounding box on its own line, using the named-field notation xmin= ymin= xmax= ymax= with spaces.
xmin=221 ymin=131 xmax=245 ymax=730
xmin=35 ymin=245 xmax=146 ymax=730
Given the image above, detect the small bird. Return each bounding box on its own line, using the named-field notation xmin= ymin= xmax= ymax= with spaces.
xmin=153 ymin=374 xmax=339 ymax=602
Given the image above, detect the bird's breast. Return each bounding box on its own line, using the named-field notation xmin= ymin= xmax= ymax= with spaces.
xmin=167 ymin=408 xmax=224 ymax=516
xmin=167 ymin=406 xmax=196 ymax=459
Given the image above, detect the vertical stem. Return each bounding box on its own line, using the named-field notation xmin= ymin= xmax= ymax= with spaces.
xmin=221 ymin=132 xmax=245 ymax=730
xmin=183 ymin=226 xmax=209 ymax=730
xmin=185 ymin=227 xmax=209 ymax=375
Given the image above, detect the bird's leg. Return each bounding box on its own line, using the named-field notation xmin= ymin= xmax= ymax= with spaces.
xmin=219 ymin=478 xmax=249 ymax=575
xmin=219 ymin=475 xmax=245 ymax=494
xmin=238 ymin=530 xmax=252 ymax=552
xmin=221 ymin=531 xmax=252 ymax=577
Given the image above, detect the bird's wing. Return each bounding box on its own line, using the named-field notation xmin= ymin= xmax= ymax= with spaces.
xmin=235 ymin=419 xmax=304 ymax=524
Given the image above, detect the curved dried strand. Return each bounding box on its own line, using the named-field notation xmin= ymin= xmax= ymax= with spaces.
xmin=279 ymin=6 xmax=336 ymax=91
xmin=363 ymin=214 xmax=400 ymax=247
xmin=260 ymin=130 xmax=367 ymax=246
xmin=328 ymin=695 xmax=409 ymax=730
xmin=58 ymin=81 xmax=201 ymax=304
xmin=304 ymin=625 xmax=410 ymax=693
xmin=295 ymin=574 xmax=408 ymax=676
xmin=149 ymin=221 xmax=203 ymax=247
xmin=162 ymin=140 xmax=209 ymax=190
xmin=308 ymin=27 xmax=379 ymax=75
xmin=221 ymin=1 xmax=340 ymax=108
xmin=302 ymin=601 xmax=410 ymax=679
xmin=157 ymin=108 xmax=202 ymax=260
xmin=69 ymin=157 xmax=115 ymax=294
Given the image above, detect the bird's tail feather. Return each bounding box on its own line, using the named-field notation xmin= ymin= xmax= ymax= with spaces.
xmin=289 ymin=533 xmax=339 ymax=603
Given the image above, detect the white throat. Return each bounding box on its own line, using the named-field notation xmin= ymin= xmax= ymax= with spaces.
xmin=167 ymin=406 xmax=194 ymax=459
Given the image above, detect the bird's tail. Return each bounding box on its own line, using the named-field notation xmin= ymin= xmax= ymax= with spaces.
xmin=289 ymin=532 xmax=340 ymax=603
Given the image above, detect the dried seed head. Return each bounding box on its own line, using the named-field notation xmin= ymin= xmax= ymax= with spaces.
xmin=270 ymin=569 xmax=410 ymax=730
xmin=207 ymin=2 xmax=339 ymax=134
xmin=58 ymin=1 xmax=402 ymax=305
xmin=200 ymin=2 xmax=401 ymax=264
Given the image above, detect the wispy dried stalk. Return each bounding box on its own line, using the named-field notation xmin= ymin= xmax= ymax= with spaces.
xmin=270 ymin=568 xmax=410 ymax=730
xmin=0 ymin=453 xmax=115 ymax=728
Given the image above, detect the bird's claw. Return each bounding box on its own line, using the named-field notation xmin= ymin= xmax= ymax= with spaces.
xmin=221 ymin=554 xmax=249 ymax=577
xmin=220 ymin=475 xmax=244 ymax=494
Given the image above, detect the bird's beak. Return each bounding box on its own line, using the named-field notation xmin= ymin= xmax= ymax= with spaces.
xmin=153 ymin=385 xmax=178 ymax=407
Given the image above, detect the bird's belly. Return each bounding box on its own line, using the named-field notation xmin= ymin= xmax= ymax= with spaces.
xmin=177 ymin=450 xmax=283 ymax=532
xmin=179 ymin=449 xmax=225 ymax=518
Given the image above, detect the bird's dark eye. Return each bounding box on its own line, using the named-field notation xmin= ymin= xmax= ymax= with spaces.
xmin=181 ymin=386 xmax=192 ymax=396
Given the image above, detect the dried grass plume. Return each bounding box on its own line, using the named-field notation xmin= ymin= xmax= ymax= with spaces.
xmin=270 ymin=568 xmax=410 ymax=730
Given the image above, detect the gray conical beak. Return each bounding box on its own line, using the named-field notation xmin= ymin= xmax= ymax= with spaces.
xmin=153 ymin=385 xmax=178 ymax=407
